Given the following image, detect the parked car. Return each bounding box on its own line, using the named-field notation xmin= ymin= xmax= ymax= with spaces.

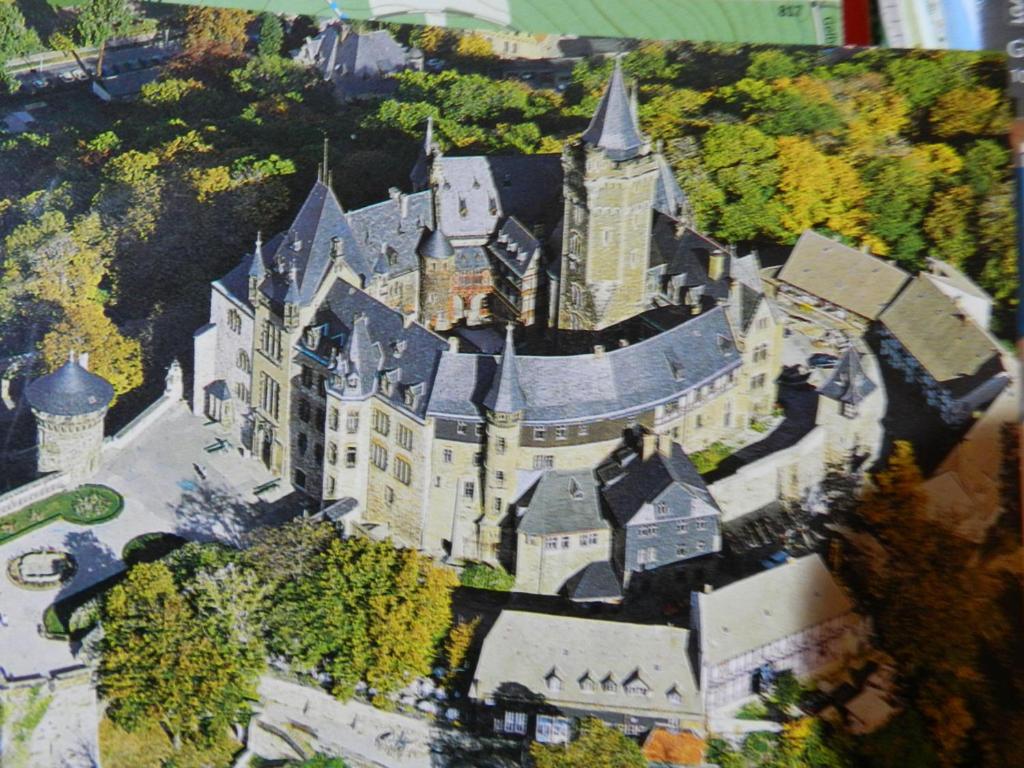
xmin=760 ymin=550 xmax=789 ymax=570
xmin=59 ymin=71 xmax=76 ymax=83
xmin=808 ymin=353 xmax=839 ymax=369
xmin=31 ymin=77 xmax=48 ymax=89
xmin=73 ymin=68 xmax=89 ymax=81
xmin=425 ymin=57 xmax=445 ymax=71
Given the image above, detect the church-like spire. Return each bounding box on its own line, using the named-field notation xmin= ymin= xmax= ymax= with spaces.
xmin=483 ymin=324 xmax=527 ymax=414
xmin=284 ymin=264 xmax=300 ymax=305
xmin=581 ymin=59 xmax=645 ymax=161
xmin=248 ymin=231 xmax=266 ymax=300
xmin=424 ymin=114 xmax=434 ymax=155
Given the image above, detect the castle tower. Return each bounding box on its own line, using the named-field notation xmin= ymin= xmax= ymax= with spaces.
xmin=482 ymin=324 xmax=527 ymax=563
xmin=25 ymin=353 xmax=114 ymax=481
xmin=417 ymin=226 xmax=456 ymax=331
xmin=557 ymin=60 xmax=660 ymax=331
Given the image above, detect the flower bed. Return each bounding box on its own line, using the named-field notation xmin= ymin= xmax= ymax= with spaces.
xmin=0 ymin=485 xmax=123 ymax=544
xmin=7 ymin=548 xmax=77 ymax=590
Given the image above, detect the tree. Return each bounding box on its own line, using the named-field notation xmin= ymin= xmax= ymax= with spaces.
xmin=454 ymin=32 xmax=492 ymax=59
xmin=264 ymin=537 xmax=457 ymax=702
xmin=408 ymin=25 xmax=450 ymax=54
xmin=443 ymin=617 xmax=479 ymax=684
xmin=923 ymin=186 xmax=974 ymax=268
xmin=183 ymin=7 xmax=251 ymax=55
xmin=41 ymin=301 xmax=144 ymax=398
xmin=530 ymin=718 xmax=647 ymax=768
xmin=0 ymin=1 xmax=40 ymax=93
xmin=256 ymin=12 xmax=283 ymax=58
xmin=746 ymin=49 xmax=801 ymax=80
xmin=929 ymin=86 xmax=1009 ymax=138
xmin=76 ymin=0 xmax=134 ymax=77
xmin=99 ymin=562 xmax=262 ymax=749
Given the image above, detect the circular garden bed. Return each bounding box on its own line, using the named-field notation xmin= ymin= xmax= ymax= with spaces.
xmin=7 ymin=548 xmax=77 ymax=590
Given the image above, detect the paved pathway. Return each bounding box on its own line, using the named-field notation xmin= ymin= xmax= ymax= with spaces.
xmin=0 ymin=403 xmax=288 ymax=678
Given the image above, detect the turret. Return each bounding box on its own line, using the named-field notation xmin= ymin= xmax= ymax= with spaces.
xmin=417 ymin=226 xmax=456 ymax=331
xmin=482 ymin=325 xmax=527 ymax=558
xmin=283 ymin=265 xmax=301 ymax=331
xmin=25 ymin=352 xmax=114 ymax=481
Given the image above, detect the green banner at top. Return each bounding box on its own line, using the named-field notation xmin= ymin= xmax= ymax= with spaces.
xmin=155 ymin=0 xmax=844 ymax=47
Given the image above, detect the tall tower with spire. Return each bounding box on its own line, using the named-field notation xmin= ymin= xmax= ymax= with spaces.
xmin=481 ymin=323 xmax=527 ymax=562
xmin=557 ymin=61 xmax=659 ymax=331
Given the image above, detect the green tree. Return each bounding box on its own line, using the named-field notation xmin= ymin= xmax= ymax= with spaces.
xmin=256 ymin=12 xmax=284 ymax=58
xmin=443 ymin=617 xmax=479 ymax=684
xmin=0 ymin=0 xmax=40 ymax=92
xmin=961 ymin=139 xmax=1009 ymax=197
xmin=99 ymin=562 xmax=262 ymax=749
xmin=264 ymin=537 xmax=457 ymax=702
xmin=76 ymin=0 xmax=134 ymax=77
xmin=923 ymin=185 xmax=974 ymax=267
xmin=530 ymin=718 xmax=647 ymax=768
xmin=746 ymin=49 xmax=801 ymax=80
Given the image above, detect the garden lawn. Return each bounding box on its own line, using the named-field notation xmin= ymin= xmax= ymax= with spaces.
xmin=0 ymin=485 xmax=123 ymax=544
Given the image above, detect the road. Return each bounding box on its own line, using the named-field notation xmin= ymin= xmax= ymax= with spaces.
xmin=4 ymin=38 xmax=178 ymax=100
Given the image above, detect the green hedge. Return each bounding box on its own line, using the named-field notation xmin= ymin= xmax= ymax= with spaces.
xmin=459 ymin=562 xmax=515 ymax=591
xmin=0 ymin=485 xmax=123 ymax=544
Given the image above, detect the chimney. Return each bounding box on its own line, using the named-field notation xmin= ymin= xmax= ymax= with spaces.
xmin=702 ymin=583 xmax=713 ymax=594
xmin=593 ymin=344 xmax=605 ymax=358
xmin=388 ymin=186 xmax=401 ymax=201
xmin=618 ymin=338 xmax=629 ymax=348
xmin=403 ymin=312 xmax=416 ymax=328
xmin=641 ymin=432 xmax=657 ymax=461
xmin=657 ymin=432 xmax=672 ymax=457
xmin=400 ymin=193 xmax=408 ymax=219
xmin=448 ymin=337 xmax=460 ymax=352
xmin=79 ymin=352 xmax=90 ymax=371
xmin=708 ymin=249 xmax=726 ymax=281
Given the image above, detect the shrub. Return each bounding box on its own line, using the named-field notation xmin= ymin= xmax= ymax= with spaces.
xmin=459 ymin=562 xmax=514 ymax=591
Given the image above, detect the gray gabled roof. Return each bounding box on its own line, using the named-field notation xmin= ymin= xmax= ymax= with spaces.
xmin=318 ymin=282 xmax=449 ymax=419
xmin=434 ymin=155 xmax=562 ymax=241
xmin=817 ymin=347 xmax=877 ymax=405
xmin=487 ymin=216 xmax=540 ymax=278
xmin=346 ymin=190 xmax=433 ymax=279
xmin=601 ymin=443 xmax=717 ymax=527
xmin=581 ymin=60 xmax=645 ymax=161
xmin=427 ymin=307 xmax=741 ymax=423
xmin=263 ymin=180 xmax=369 ymax=306
xmin=26 ymin=358 xmax=114 ymax=417
xmin=517 ymin=469 xmax=607 ymax=536
xmin=336 ymin=28 xmax=408 ymax=79
xmin=483 ymin=324 xmax=527 ymax=414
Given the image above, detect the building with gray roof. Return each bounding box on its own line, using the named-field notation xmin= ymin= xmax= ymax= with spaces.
xmin=692 ymin=554 xmax=870 ymax=712
xmin=472 ymin=610 xmax=703 ymax=739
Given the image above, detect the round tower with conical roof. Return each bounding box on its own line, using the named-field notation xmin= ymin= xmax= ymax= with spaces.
xmin=417 ymin=226 xmax=456 ymax=331
xmin=25 ymin=352 xmax=114 ymax=481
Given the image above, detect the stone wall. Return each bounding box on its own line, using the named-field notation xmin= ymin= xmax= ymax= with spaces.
xmin=0 ymin=472 xmax=71 ymax=519
xmin=708 ymin=427 xmax=828 ymax=523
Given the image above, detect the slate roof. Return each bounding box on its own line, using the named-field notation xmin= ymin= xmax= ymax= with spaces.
xmin=516 ymin=469 xmax=606 ymax=536
xmin=347 ymin=191 xmax=433 ymax=278
xmin=601 ymin=443 xmax=718 ymax=528
xmin=26 ymin=358 xmax=114 ymax=417
xmin=487 ymin=216 xmax=540 ymax=277
xmin=454 ymin=245 xmax=491 ymax=272
xmin=434 ymin=155 xmax=562 ymax=241
xmin=817 ymin=347 xmax=877 ymax=405
xmin=316 ymin=282 xmax=448 ymax=419
xmin=418 ymin=226 xmax=455 ymax=260
xmin=878 ymin=275 xmax=1004 ymax=397
xmin=262 ymin=181 xmax=368 ymax=305
xmin=695 ymin=554 xmax=855 ymax=667
xmin=653 ymin=153 xmax=688 ymax=220
xmin=581 ymin=60 xmax=645 ymax=161
xmin=336 ymin=29 xmax=408 ymax=79
xmin=428 ymin=307 xmax=741 ymax=423
xmin=483 ymin=324 xmax=528 ymax=414
xmin=95 ymin=67 xmax=160 ymax=100
xmin=563 ymin=560 xmax=622 ymax=601
xmin=777 ymin=231 xmax=910 ymax=320
xmin=293 ymin=23 xmax=341 ymax=79
xmin=727 ymin=282 xmax=764 ymax=336
xmin=473 ymin=610 xmax=702 ymax=718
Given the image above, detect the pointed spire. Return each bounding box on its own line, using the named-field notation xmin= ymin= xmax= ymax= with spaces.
xmin=248 ymin=234 xmax=266 ymax=277
xmin=483 ymin=323 xmax=527 ymax=414
xmin=424 ymin=114 xmax=434 ymax=155
xmin=581 ymin=58 xmax=645 ymax=161
xmin=321 ymin=133 xmax=330 ymax=182
xmin=417 ymin=226 xmax=454 ymax=260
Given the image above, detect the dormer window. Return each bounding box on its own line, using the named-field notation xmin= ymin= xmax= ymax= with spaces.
xmin=458 ymin=196 xmax=468 ymax=218
xmin=666 ymin=686 xmax=682 ymax=705
xmin=488 ymin=196 xmax=497 ymax=215
xmin=624 ymin=671 xmax=649 ymax=697
xmin=602 ymin=676 xmax=617 ymax=693
xmin=568 ymin=478 xmax=584 ymax=500
xmin=347 ymin=373 xmax=359 ymax=388
xmin=579 ymin=672 xmax=595 ymax=692
xmin=655 ymin=501 xmax=668 ymax=518
xmin=545 ymin=669 xmax=562 ymax=693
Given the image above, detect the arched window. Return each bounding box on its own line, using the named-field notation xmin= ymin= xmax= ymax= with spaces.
xmin=237 ymin=350 xmax=250 ymax=373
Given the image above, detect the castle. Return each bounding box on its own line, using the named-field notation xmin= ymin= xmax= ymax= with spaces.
xmin=192 ymin=63 xmax=788 ymax=586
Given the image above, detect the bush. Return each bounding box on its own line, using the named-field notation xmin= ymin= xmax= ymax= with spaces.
xmin=690 ymin=442 xmax=734 ymax=474
xmin=459 ymin=562 xmax=514 ymax=591
xmin=736 ymin=699 xmax=770 ymax=719
xmin=43 ymin=604 xmax=67 ymax=637
xmin=122 ymin=532 xmax=188 ymax=566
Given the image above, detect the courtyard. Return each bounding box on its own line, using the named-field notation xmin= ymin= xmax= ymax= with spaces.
xmin=0 ymin=402 xmax=294 ymax=679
